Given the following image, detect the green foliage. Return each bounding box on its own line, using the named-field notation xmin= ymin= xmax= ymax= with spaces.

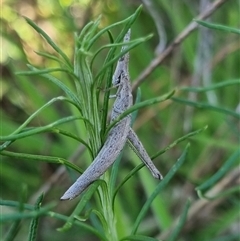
xmin=1 ymin=1 xmax=239 ymax=241
xmin=195 ymin=20 xmax=240 ymax=35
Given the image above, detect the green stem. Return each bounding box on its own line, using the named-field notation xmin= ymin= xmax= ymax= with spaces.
xmin=100 ymin=180 xmax=118 ymax=241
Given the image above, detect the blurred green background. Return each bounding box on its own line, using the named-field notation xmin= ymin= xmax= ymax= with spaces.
xmin=1 ymin=0 xmax=239 ymax=240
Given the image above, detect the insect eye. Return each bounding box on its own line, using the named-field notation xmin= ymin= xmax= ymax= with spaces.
xmin=116 ymin=75 xmax=121 ymax=84
xmin=113 ymin=70 xmax=123 ymax=86
xmin=117 ymin=70 xmax=124 ymax=83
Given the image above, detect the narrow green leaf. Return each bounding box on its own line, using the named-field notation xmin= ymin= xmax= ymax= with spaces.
xmin=0 ymin=200 xmax=106 ymax=240
xmin=180 ymin=79 xmax=240 ymax=92
xmin=131 ymin=144 xmax=190 ymax=234
xmin=199 ymin=186 xmax=240 ymax=200
xmin=208 ymin=234 xmax=240 ymax=241
xmin=0 ymin=116 xmax=86 ymax=141
xmin=82 ymin=16 xmax=101 ymax=49
xmin=0 ymin=203 xmax=56 ymax=222
xmin=4 ymin=96 xmax=59 ymax=134
xmin=168 ymin=199 xmax=191 ymax=241
xmin=16 ymin=67 xmax=73 ymax=76
xmin=195 ymin=19 xmax=240 ymax=35
xmin=24 ymin=17 xmax=72 ymax=67
xmin=91 ymin=209 xmax=109 ymax=238
xmin=26 ymin=65 xmax=81 ymax=107
xmin=0 ymin=200 xmax=33 ymax=210
xmin=120 ymin=235 xmax=160 ymax=241
xmin=28 ymin=194 xmax=44 ymax=241
xmin=0 ymin=96 xmax=83 ymax=147
xmin=1 ymin=124 xmax=92 ymax=154
xmin=99 ymin=48 xmax=115 ymax=138
xmin=196 ymin=149 xmax=240 ymax=192
xmin=107 ymin=90 xmax=175 ymax=135
xmin=109 ymin=156 xmax=122 ymax=200
xmin=54 ymin=210 xmax=107 ymax=240
xmin=94 ymin=35 xmax=153 ymax=81
xmin=88 ymin=5 xmax=143 ymax=50
xmin=34 ymin=51 xmax=66 ymax=65
xmin=91 ymin=35 xmax=152 ymax=74
xmin=1 ymin=151 xmax=83 ymax=173
xmin=172 ymin=97 xmax=240 ymax=119
xmin=151 ymin=126 xmax=208 ymax=159
xmin=51 ymin=128 xmax=93 ymax=156
xmin=112 ymin=163 xmax=143 ymax=205
xmin=3 ymin=185 xmax=27 ymax=241
xmin=58 ymin=181 xmax=100 ymax=231
xmin=77 ymin=20 xmax=95 ymax=43
xmin=0 ymin=140 xmax=14 ymax=151
xmin=113 ymin=127 xmax=206 ymax=203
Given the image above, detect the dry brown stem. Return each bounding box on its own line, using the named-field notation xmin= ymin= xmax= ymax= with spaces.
xmin=132 ymin=0 xmax=230 ymax=91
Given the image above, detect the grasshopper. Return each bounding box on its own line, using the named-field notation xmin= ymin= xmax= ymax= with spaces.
xmin=61 ymin=30 xmax=162 ymax=200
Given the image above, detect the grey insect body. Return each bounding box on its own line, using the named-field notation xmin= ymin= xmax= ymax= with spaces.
xmin=61 ymin=30 xmax=132 ymax=200
xmin=61 ymin=29 xmax=162 ymax=200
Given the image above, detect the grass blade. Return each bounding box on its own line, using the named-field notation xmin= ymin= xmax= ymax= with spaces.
xmin=106 ymin=90 xmax=175 ymax=135
xmin=152 ymin=126 xmax=207 ymax=159
xmin=58 ymin=182 xmax=101 ymax=231
xmin=94 ymin=35 xmax=153 ymax=81
xmin=195 ymin=19 xmax=240 ymax=35
xmin=0 ymin=116 xmax=86 ymax=141
xmin=20 ymin=65 xmax=81 ymax=107
xmin=88 ymin=5 xmax=143 ymax=50
xmin=0 ymin=203 xmax=56 ymax=222
xmin=24 ymin=17 xmax=72 ymax=67
xmin=0 ymin=200 xmax=106 ymax=240
xmin=28 ymin=194 xmax=44 ymax=241
xmin=113 ymin=127 xmax=206 ymax=202
xmin=172 ymin=97 xmax=240 ymax=119
xmin=168 ymin=199 xmax=191 ymax=241
xmin=131 ymin=143 xmax=190 ymax=234
xmin=1 ymin=151 xmax=83 ymax=173
xmin=3 ymin=185 xmax=27 ymax=241
xmin=16 ymin=67 xmax=73 ymax=76
xmin=196 ymin=149 xmax=240 ymax=192
xmin=120 ymin=235 xmax=160 ymax=241
xmin=180 ymin=79 xmax=240 ymax=92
